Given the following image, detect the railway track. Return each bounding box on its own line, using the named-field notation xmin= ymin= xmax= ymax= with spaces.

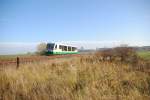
xmin=0 ymin=54 xmax=81 ymax=67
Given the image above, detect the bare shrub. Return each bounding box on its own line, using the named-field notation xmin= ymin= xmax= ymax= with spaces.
xmin=95 ymin=47 xmax=138 ymax=63
xmin=113 ymin=47 xmax=137 ymax=63
xmin=36 ymin=43 xmax=47 ymax=55
xmin=95 ymin=49 xmax=113 ymax=61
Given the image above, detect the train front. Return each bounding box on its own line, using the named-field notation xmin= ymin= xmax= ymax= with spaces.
xmin=46 ymin=43 xmax=55 ymax=55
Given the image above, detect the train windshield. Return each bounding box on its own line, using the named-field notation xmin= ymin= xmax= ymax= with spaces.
xmin=47 ymin=43 xmax=55 ymax=50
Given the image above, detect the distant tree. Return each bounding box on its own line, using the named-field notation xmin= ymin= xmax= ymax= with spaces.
xmin=36 ymin=43 xmax=47 ymax=55
xmin=120 ymin=44 xmax=128 ymax=47
xmin=26 ymin=52 xmax=32 ymax=55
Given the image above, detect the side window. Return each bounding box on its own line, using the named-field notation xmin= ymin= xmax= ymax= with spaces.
xmin=59 ymin=45 xmax=62 ymax=49
xmin=72 ymin=47 xmax=76 ymax=51
xmin=68 ymin=46 xmax=71 ymax=51
xmin=64 ymin=46 xmax=67 ymax=51
xmin=61 ymin=45 xmax=65 ymax=51
xmin=72 ymin=47 xmax=74 ymax=51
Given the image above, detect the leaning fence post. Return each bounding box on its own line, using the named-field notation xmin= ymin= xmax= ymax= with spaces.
xmin=17 ymin=57 xmax=19 ymax=68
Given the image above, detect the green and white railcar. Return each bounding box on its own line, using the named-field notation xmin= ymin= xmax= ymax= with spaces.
xmin=46 ymin=43 xmax=78 ymax=55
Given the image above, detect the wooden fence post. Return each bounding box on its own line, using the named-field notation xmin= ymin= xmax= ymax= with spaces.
xmin=17 ymin=57 xmax=19 ymax=69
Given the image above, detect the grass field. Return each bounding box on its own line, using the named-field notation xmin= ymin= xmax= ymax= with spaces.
xmin=0 ymin=54 xmax=150 ymax=100
xmin=0 ymin=54 xmax=31 ymax=61
xmin=137 ymin=51 xmax=150 ymax=60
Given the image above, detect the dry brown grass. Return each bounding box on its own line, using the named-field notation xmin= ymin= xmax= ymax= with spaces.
xmin=0 ymin=55 xmax=150 ymax=100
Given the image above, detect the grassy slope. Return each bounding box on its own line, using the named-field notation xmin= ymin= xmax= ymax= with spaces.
xmin=0 ymin=55 xmax=150 ymax=100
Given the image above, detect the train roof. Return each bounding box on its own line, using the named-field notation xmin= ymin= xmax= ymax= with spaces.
xmin=47 ymin=42 xmax=77 ymax=48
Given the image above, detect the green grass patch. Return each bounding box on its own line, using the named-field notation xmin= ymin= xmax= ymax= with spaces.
xmin=137 ymin=51 xmax=150 ymax=60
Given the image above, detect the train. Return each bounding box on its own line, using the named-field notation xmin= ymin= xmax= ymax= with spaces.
xmin=46 ymin=43 xmax=79 ymax=55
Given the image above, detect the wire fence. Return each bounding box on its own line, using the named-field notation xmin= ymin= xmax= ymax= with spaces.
xmin=0 ymin=54 xmax=80 ymax=68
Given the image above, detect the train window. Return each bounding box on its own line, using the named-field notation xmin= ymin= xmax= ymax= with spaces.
xmin=59 ymin=45 xmax=62 ymax=49
xmin=47 ymin=43 xmax=54 ymax=50
xmin=61 ymin=45 xmax=64 ymax=51
xmin=60 ymin=45 xmax=65 ymax=51
xmin=64 ymin=46 xmax=67 ymax=51
xmin=72 ymin=47 xmax=76 ymax=51
xmin=68 ymin=46 xmax=71 ymax=51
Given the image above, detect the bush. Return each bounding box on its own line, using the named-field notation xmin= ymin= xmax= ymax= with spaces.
xmin=113 ymin=47 xmax=138 ymax=63
xmin=95 ymin=47 xmax=138 ymax=63
xmin=36 ymin=43 xmax=47 ymax=55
